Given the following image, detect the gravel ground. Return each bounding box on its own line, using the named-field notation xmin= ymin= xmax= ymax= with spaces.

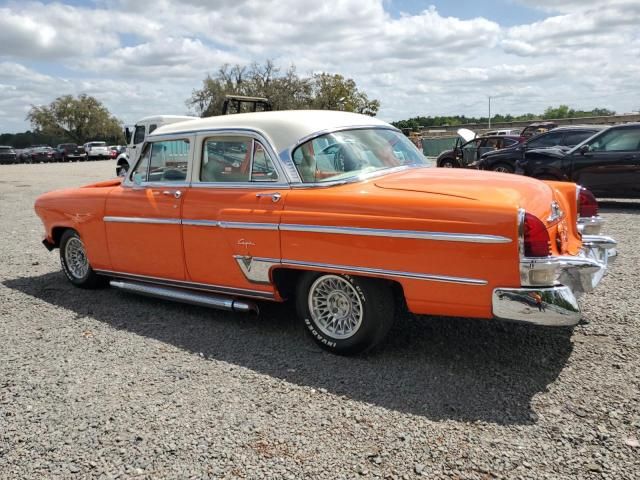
xmin=0 ymin=160 xmax=638 ymax=479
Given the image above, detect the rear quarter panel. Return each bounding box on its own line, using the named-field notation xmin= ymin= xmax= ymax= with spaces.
xmin=280 ymin=184 xmax=520 ymax=318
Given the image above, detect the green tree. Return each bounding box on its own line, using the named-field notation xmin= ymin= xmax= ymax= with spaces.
xmin=26 ymin=94 xmax=124 ymax=144
xmin=188 ymin=61 xmax=380 ymax=117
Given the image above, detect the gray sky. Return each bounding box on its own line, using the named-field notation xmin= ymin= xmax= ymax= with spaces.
xmin=1 ymin=0 xmax=638 ymax=132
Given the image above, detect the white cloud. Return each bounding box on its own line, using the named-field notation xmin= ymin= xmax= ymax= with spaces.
xmin=0 ymin=0 xmax=638 ymax=133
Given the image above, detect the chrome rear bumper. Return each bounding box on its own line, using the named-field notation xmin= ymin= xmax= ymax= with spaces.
xmin=578 ymin=216 xmax=605 ymax=235
xmin=494 ymin=234 xmax=617 ymax=327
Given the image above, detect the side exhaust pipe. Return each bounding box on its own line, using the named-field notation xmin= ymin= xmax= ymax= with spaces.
xmin=109 ymin=280 xmax=259 ymax=314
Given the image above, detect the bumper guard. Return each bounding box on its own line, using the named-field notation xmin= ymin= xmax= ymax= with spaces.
xmin=493 ymin=234 xmax=617 ymax=327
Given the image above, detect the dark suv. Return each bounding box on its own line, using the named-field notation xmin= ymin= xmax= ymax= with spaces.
xmin=474 ymin=126 xmax=605 ymax=173
xmin=436 ymin=135 xmax=521 ymax=168
xmin=516 ymin=123 xmax=640 ymax=198
xmin=0 ymin=146 xmax=17 ymax=164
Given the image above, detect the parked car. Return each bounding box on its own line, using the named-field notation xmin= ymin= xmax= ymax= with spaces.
xmin=55 ymin=143 xmax=85 ymax=162
xmin=474 ymin=126 xmax=606 ymax=173
xmin=27 ymin=146 xmax=57 ymax=163
xmin=482 ymin=129 xmax=521 ymax=137
xmin=83 ymin=141 xmax=110 ymax=160
xmin=108 ymin=145 xmax=125 ymax=159
xmin=520 ymin=121 xmax=558 ymax=139
xmin=34 ymin=110 xmax=617 ymax=355
xmin=436 ymin=130 xmax=521 ymax=168
xmin=0 ymin=146 xmax=17 ymax=165
xmin=516 ymin=123 xmax=640 ymax=198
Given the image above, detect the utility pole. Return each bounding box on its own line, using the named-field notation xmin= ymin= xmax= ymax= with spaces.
xmin=488 ymin=96 xmax=492 ymax=129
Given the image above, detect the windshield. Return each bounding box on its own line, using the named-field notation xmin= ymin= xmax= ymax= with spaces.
xmin=292 ymin=128 xmax=426 ymax=183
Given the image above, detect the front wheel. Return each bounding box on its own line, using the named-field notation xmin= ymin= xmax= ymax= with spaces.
xmin=296 ymin=273 xmax=395 ymax=355
xmin=116 ymin=163 xmax=129 ymax=177
xmin=59 ymin=230 xmax=104 ymax=288
xmin=492 ymin=162 xmax=514 ymax=174
xmin=439 ymin=158 xmax=459 ymax=168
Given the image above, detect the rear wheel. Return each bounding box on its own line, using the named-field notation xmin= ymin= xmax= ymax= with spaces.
xmin=439 ymin=158 xmax=459 ymax=168
xmin=59 ymin=230 xmax=104 ymax=289
xmin=492 ymin=162 xmax=514 ymax=173
xmin=296 ymin=272 xmax=395 ymax=355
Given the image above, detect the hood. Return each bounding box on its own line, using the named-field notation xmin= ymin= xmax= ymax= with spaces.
xmin=457 ymin=128 xmax=476 ymax=142
xmin=374 ymin=167 xmax=554 ymax=219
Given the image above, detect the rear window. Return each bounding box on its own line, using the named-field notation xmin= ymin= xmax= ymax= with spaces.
xmin=89 ymin=142 xmax=106 ymax=147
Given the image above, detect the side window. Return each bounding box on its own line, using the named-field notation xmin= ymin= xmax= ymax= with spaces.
xmin=200 ymin=137 xmax=278 ymax=183
xmin=133 ymin=125 xmax=145 ymax=144
xmin=588 ymin=128 xmax=640 ymax=152
xmin=527 ymin=132 xmax=563 ymax=148
xmin=503 ymin=138 xmax=518 ymax=147
xmin=563 ymin=131 xmax=594 ymax=147
xmin=146 ymin=140 xmax=190 ymax=182
xmin=149 ymin=124 xmax=157 ymax=134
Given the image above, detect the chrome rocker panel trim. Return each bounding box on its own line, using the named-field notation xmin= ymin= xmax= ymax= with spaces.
xmin=493 ymin=286 xmax=580 ymax=327
xmin=94 ymin=269 xmax=275 ymax=300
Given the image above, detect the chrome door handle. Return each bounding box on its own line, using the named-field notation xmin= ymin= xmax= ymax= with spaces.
xmin=163 ymin=190 xmax=182 ymax=199
xmin=256 ymin=192 xmax=281 ymax=203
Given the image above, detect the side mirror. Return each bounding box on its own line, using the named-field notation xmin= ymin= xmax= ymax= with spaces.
xmin=579 ymin=144 xmax=590 ymax=155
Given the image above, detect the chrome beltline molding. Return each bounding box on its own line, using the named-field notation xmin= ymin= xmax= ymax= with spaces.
xmin=108 ymin=216 xmax=510 ymax=244
xmin=280 ymin=259 xmax=487 ymax=285
xmin=279 ymin=223 xmax=511 ymax=243
xmin=104 ymin=216 xmax=181 ymax=225
xmin=94 ymin=269 xmax=275 ymax=299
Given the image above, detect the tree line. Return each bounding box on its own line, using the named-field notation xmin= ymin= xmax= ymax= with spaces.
xmin=392 ymin=106 xmax=616 ymax=130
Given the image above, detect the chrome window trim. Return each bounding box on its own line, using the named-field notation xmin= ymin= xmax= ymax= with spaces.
xmin=103 ymin=216 xmax=181 ymax=225
xmin=190 ymin=182 xmax=289 ymax=190
xmin=195 ymin=129 xmax=289 ymax=184
xmin=94 ymin=269 xmax=275 ymax=300
xmin=279 ymin=223 xmax=511 ymax=244
xmin=279 ymin=259 xmax=487 ymax=285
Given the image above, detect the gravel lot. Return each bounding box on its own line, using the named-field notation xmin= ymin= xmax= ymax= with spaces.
xmin=1 ymin=160 xmax=638 ymax=479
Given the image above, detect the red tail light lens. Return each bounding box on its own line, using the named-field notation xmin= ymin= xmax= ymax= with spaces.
xmin=578 ymin=187 xmax=598 ymax=217
xmin=524 ymin=212 xmax=550 ymax=257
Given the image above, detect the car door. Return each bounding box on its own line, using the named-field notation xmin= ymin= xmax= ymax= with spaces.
xmin=104 ymin=136 xmax=192 ymax=280
xmin=460 ymin=139 xmax=481 ymax=165
xmin=570 ymin=126 xmax=640 ymax=197
xmin=181 ymin=132 xmax=288 ymax=296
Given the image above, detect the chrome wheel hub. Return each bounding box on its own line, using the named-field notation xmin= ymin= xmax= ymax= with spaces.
xmin=308 ymin=275 xmax=363 ymax=339
xmin=65 ymin=237 xmax=89 ymax=279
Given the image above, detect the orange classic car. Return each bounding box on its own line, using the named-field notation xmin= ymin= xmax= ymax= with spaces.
xmin=35 ymin=111 xmax=617 ymax=355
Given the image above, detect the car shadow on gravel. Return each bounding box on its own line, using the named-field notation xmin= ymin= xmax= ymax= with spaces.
xmin=599 ymin=199 xmax=640 ymax=212
xmin=5 ymin=272 xmax=574 ymax=426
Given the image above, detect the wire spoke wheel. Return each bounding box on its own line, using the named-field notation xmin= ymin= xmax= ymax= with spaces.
xmin=64 ymin=237 xmax=89 ymax=280
xmin=308 ymin=275 xmax=364 ymax=340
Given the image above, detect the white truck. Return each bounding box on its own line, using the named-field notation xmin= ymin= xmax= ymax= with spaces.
xmin=116 ymin=115 xmax=197 ymax=176
xmin=83 ymin=141 xmax=110 ymax=161
xmin=116 ymin=97 xmax=273 ymax=176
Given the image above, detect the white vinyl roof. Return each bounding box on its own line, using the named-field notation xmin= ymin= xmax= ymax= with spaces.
xmin=150 ymin=110 xmax=395 ymax=153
